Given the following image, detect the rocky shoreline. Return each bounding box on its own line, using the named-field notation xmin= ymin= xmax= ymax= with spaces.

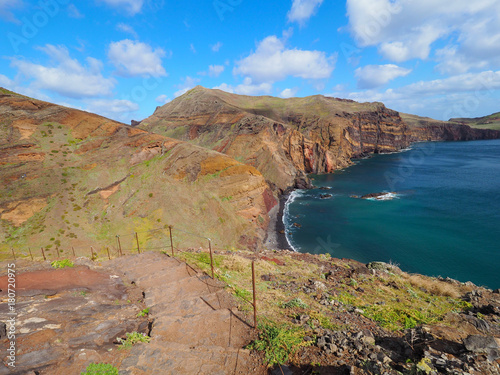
xmin=264 ymin=195 xmax=292 ymax=251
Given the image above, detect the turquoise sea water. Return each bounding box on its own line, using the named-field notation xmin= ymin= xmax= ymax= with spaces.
xmin=284 ymin=139 xmax=500 ymax=289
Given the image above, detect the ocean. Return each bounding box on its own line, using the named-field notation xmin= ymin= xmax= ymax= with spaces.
xmin=283 ymin=139 xmax=500 ymax=289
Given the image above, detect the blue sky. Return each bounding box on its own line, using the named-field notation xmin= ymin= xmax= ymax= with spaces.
xmin=1 ymin=0 xmax=500 ymax=124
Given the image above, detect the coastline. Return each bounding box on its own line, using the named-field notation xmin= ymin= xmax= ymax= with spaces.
xmin=264 ymin=194 xmax=291 ymax=250
xmin=263 ymin=144 xmax=427 ymax=252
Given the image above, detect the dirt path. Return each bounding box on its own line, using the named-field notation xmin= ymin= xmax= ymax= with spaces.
xmin=0 ymin=253 xmax=266 ymax=374
xmin=106 ymin=252 xmax=267 ymax=375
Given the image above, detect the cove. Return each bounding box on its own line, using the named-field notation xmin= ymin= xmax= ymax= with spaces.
xmin=283 ymin=139 xmax=500 ymax=289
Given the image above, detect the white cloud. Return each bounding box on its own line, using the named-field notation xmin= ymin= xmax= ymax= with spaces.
xmin=0 ymin=74 xmax=13 ymax=88
xmin=0 ymin=74 xmax=56 ymax=102
xmin=0 ymin=0 xmax=21 ymax=23
xmin=234 ymin=35 xmax=335 ymax=83
xmin=174 ymin=76 xmax=200 ymax=98
xmin=99 ymin=0 xmax=144 ymax=16
xmin=67 ymin=4 xmax=84 ymax=19
xmin=108 ymin=40 xmax=167 ymax=77
xmin=211 ymin=42 xmax=223 ymax=52
xmin=208 ymin=65 xmax=225 ymax=77
xmin=86 ymin=98 xmax=139 ymax=120
xmin=355 ymin=64 xmax=411 ymax=89
xmin=190 ymin=44 xmax=196 ymax=54
xmin=155 ymin=94 xmax=171 ymax=104
xmin=280 ymin=88 xmax=299 ymax=98
xmin=287 ymin=0 xmax=323 ymax=25
xmin=116 ymin=23 xmax=138 ymax=39
xmin=214 ymin=78 xmax=272 ymax=96
xmin=213 ymin=83 xmax=234 ymax=94
xmin=10 ymin=45 xmax=115 ymax=98
xmin=333 ymin=70 xmax=500 ymax=120
xmin=346 ymin=0 xmax=500 ymax=66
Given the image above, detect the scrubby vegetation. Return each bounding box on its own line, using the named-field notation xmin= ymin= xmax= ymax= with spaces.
xmin=117 ymin=332 xmax=151 ymax=349
xmin=51 ymin=259 xmax=74 ymax=269
xmin=81 ymin=363 xmax=119 ymax=375
xmin=172 ymin=247 xmax=477 ymax=369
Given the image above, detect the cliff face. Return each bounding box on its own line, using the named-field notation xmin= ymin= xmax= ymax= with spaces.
xmin=141 ymin=87 xmax=412 ymax=193
xmin=141 ymin=87 xmax=500 ymax=194
xmin=401 ymin=113 xmax=500 ymax=142
xmin=0 ymin=89 xmax=274 ymax=253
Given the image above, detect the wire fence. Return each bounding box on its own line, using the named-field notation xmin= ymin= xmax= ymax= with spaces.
xmin=7 ymin=224 xmax=258 ymax=328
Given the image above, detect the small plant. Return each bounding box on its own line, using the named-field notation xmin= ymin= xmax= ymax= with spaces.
xmin=247 ymin=321 xmax=311 ymax=367
xmin=51 ymin=259 xmax=74 ymax=269
xmin=137 ymin=308 xmax=150 ymax=317
xmin=81 ymin=362 xmax=119 ymax=375
xmin=233 ymin=286 xmax=252 ymax=301
xmin=117 ymin=332 xmax=151 ymax=349
xmin=281 ymin=298 xmax=308 ymax=309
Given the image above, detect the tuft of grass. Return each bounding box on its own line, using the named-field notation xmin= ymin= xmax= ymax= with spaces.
xmin=137 ymin=308 xmax=150 ymax=317
xmin=247 ymin=320 xmax=312 ymax=367
xmin=406 ymin=274 xmax=462 ymax=298
xmin=51 ymin=259 xmax=74 ymax=269
xmin=81 ymin=363 xmax=119 ymax=375
xmin=281 ymin=298 xmax=308 ymax=309
xmin=117 ymin=332 xmax=151 ymax=349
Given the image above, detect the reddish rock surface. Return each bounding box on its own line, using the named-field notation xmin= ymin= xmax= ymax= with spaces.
xmin=0 ymin=254 xmax=265 ymax=374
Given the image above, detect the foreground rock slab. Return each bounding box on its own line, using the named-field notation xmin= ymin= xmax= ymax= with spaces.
xmin=0 ymin=253 xmax=265 ymax=374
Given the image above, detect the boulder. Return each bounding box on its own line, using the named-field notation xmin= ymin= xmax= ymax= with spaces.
xmin=464 ymin=335 xmax=499 ymax=353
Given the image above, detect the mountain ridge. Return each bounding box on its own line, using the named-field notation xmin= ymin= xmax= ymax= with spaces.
xmin=0 ymin=88 xmax=274 ymax=254
xmin=140 ymin=86 xmax=500 ymax=193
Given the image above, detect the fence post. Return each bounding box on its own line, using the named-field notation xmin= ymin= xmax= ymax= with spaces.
xmin=11 ymin=248 xmax=16 ymax=261
xmin=252 ymin=261 xmax=257 ymax=329
xmin=116 ymin=235 xmax=123 ymax=257
xmin=209 ymin=239 xmax=214 ymax=279
xmin=56 ymin=247 xmax=60 ymax=259
xmin=29 ymin=247 xmax=33 ymax=261
xmin=169 ymin=226 xmax=174 ymax=256
xmin=135 ymin=232 xmax=141 ymax=254
xmin=106 ymin=247 xmax=111 ymax=260
xmin=72 ymin=247 xmax=76 ymax=257
xmin=90 ymin=246 xmax=95 ymax=261
xmin=41 ymin=247 xmax=46 ymax=261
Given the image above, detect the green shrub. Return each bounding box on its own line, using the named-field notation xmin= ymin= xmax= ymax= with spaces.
xmin=247 ymin=321 xmax=311 ymax=367
xmin=51 ymin=259 xmax=74 ymax=269
xmin=81 ymin=363 xmax=119 ymax=375
xmin=281 ymin=298 xmax=308 ymax=309
xmin=117 ymin=332 xmax=151 ymax=349
xmin=137 ymin=308 xmax=150 ymax=317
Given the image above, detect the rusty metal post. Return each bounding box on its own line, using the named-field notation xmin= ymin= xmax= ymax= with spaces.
xmin=56 ymin=247 xmax=60 ymax=258
xmin=135 ymin=232 xmax=141 ymax=254
xmin=29 ymin=247 xmax=33 ymax=261
xmin=169 ymin=226 xmax=174 ymax=256
xmin=252 ymin=261 xmax=257 ymax=329
xmin=11 ymin=248 xmax=16 ymax=261
xmin=41 ymin=247 xmax=46 ymax=261
xmin=116 ymin=235 xmax=123 ymax=257
xmin=72 ymin=247 xmax=76 ymax=257
xmin=90 ymin=246 xmax=95 ymax=260
xmin=106 ymin=247 xmax=111 ymax=260
xmin=209 ymin=240 xmax=214 ymax=279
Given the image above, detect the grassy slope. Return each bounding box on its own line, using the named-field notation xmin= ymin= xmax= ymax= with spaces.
xmin=177 ymin=248 xmax=476 ymax=369
xmin=402 ymin=111 xmax=500 ymax=131
xmin=148 ymin=86 xmax=385 ymax=126
xmin=0 ymin=93 xmax=269 ymax=259
xmin=451 ymin=112 xmax=500 ymax=130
